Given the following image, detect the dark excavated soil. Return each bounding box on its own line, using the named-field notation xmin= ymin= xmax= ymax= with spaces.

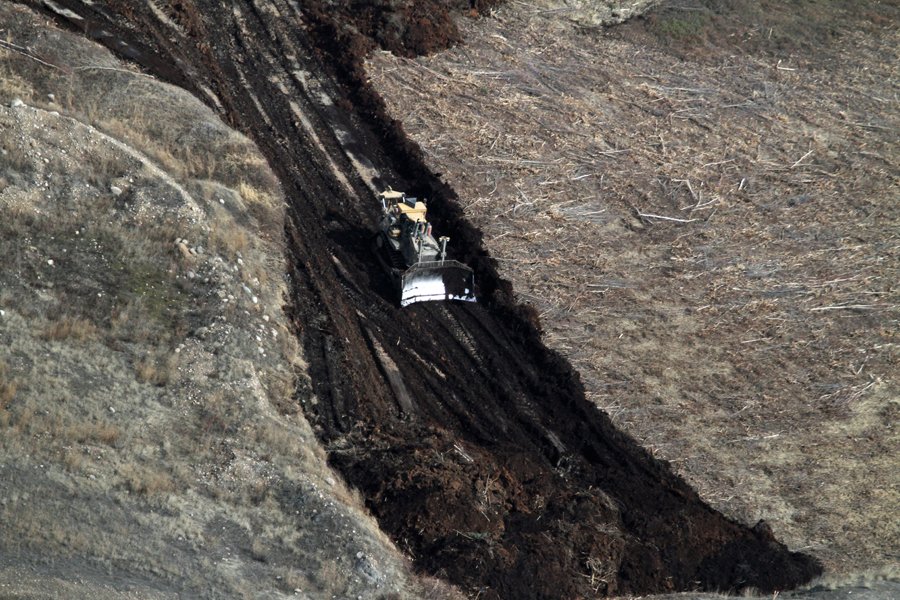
xmin=26 ymin=1 xmax=822 ymax=597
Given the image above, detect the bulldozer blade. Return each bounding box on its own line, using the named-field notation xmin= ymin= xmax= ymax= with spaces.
xmin=400 ymin=260 xmax=476 ymax=307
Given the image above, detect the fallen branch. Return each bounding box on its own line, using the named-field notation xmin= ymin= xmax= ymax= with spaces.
xmin=0 ymin=39 xmax=63 ymax=71
xmin=702 ymin=158 xmax=736 ymax=168
xmin=637 ymin=210 xmax=699 ymax=224
xmin=673 ymin=178 xmax=697 ymax=201
xmin=776 ymin=60 xmax=797 ymax=71
xmin=810 ymin=304 xmax=887 ymax=312
xmin=791 ymin=150 xmax=814 ymax=168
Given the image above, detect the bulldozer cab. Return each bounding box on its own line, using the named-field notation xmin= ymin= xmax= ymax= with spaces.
xmin=396 ymin=199 xmax=428 ymax=223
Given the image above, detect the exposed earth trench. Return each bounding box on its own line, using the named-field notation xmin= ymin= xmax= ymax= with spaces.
xmin=22 ymin=1 xmax=823 ymax=597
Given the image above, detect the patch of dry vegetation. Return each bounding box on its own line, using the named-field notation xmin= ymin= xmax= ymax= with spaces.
xmin=0 ymin=362 xmax=18 ymax=427
xmin=41 ymin=316 xmax=99 ymax=342
xmin=368 ymin=0 xmax=899 ymax=576
xmin=66 ymin=421 xmax=122 ymax=446
xmin=134 ymin=351 xmax=178 ymax=386
xmin=119 ymin=462 xmax=176 ymax=496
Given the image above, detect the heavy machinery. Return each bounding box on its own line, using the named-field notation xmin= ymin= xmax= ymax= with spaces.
xmin=375 ymin=188 xmax=476 ymax=307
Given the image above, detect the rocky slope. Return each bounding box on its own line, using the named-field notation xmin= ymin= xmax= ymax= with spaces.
xmin=0 ymin=4 xmax=446 ymax=598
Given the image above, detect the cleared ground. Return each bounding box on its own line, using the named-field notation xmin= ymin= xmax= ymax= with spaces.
xmin=367 ymin=0 xmax=899 ymax=577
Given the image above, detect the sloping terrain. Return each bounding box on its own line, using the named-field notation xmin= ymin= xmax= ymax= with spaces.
xmin=19 ymin=0 xmax=900 ymax=598
xmin=7 ymin=0 xmax=830 ymax=598
xmin=0 ymin=5 xmax=441 ymax=598
xmin=368 ymin=0 xmax=899 ymax=580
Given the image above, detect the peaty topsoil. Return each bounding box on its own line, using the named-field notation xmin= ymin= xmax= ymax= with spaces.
xmin=26 ymin=0 xmax=822 ymax=598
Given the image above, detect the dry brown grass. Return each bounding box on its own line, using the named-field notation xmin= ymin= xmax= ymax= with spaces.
xmin=135 ymin=352 xmax=177 ymax=386
xmin=0 ymin=59 xmax=31 ymax=103
xmin=83 ymin=146 xmax=132 ymax=186
xmin=0 ymin=128 xmax=33 ymax=175
xmin=119 ymin=463 xmax=176 ymax=496
xmin=41 ymin=316 xmax=98 ymax=342
xmin=238 ymin=180 xmax=283 ymax=234
xmin=10 ymin=401 xmax=34 ymax=434
xmin=95 ymin=118 xmax=279 ymax=198
xmin=209 ymin=215 xmax=250 ymax=256
xmin=62 ymin=448 xmax=86 ymax=471
xmin=237 ymin=180 xmax=275 ymax=209
xmin=109 ymin=299 xmax=161 ymax=344
xmin=65 ymin=422 xmax=121 ymax=446
xmin=0 ymin=362 xmax=17 ymax=411
xmin=0 ymin=358 xmax=25 ymax=434
xmin=96 ymin=117 xmax=189 ymax=179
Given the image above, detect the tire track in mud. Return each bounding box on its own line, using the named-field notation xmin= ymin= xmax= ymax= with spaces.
xmin=28 ymin=1 xmax=822 ymax=597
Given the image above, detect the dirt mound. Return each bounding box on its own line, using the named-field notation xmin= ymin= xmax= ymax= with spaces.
xmin=27 ymin=0 xmax=823 ymax=597
xmin=304 ymin=2 xmax=457 ymax=57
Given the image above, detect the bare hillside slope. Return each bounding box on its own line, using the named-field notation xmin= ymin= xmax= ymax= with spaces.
xmin=0 ymin=4 xmax=445 ymax=598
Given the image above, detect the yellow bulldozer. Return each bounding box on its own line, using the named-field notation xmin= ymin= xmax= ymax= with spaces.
xmin=375 ymin=188 xmax=476 ymax=307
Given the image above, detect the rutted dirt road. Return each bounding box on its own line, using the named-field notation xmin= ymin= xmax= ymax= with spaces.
xmin=24 ymin=1 xmax=822 ymax=597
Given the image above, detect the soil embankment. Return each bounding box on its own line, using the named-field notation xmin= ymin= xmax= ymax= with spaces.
xmin=17 ymin=1 xmax=824 ymax=597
